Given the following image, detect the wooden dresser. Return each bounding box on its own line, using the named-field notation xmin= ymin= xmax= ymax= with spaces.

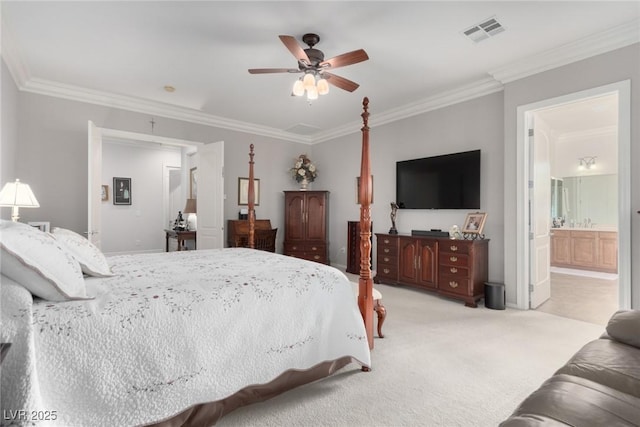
xmin=283 ymin=191 xmax=329 ymax=264
xmin=375 ymin=233 xmax=489 ymax=307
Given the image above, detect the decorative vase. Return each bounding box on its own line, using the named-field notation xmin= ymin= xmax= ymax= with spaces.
xmin=300 ymin=177 xmax=309 ymax=191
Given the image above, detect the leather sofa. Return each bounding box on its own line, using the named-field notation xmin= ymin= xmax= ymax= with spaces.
xmin=501 ymin=310 xmax=640 ymax=426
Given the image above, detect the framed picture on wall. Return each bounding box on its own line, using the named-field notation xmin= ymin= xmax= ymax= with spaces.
xmin=238 ymin=177 xmax=260 ymax=206
xmin=101 ymin=185 xmax=109 ymax=202
xmin=113 ymin=177 xmax=132 ymax=205
xmin=190 ymin=167 xmax=197 ymax=199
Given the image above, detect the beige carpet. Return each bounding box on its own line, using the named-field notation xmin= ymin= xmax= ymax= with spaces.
xmin=218 ymin=282 xmax=605 ymax=426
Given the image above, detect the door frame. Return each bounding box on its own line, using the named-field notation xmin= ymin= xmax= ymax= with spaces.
xmin=87 ymin=126 xmax=224 ymax=251
xmin=515 ymin=80 xmax=631 ymax=310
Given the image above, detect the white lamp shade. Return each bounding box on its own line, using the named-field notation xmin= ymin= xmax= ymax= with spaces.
xmin=292 ymin=79 xmax=305 ymax=96
xmin=183 ymin=198 xmax=197 ymax=214
xmin=317 ymin=78 xmax=329 ymax=95
xmin=303 ymin=73 xmax=315 ymax=89
xmin=0 ymin=179 xmax=40 ymax=208
xmin=306 ymin=85 xmax=318 ymax=100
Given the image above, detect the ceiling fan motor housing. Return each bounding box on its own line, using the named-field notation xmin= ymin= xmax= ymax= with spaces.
xmin=304 ymin=48 xmax=324 ymax=66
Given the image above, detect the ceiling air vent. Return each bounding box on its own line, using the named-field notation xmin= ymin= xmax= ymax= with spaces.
xmin=463 ymin=16 xmax=505 ymax=43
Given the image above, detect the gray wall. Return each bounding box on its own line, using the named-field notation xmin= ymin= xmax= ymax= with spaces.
xmin=313 ymin=92 xmax=505 ymax=284
xmin=1 ymin=59 xmax=18 ymax=218
xmin=10 ymin=90 xmax=309 ymax=249
xmin=503 ymin=43 xmax=640 ymax=307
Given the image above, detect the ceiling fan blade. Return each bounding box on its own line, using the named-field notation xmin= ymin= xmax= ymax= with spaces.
xmin=323 ymin=72 xmax=359 ymax=92
xmin=320 ymin=49 xmax=369 ymax=69
xmin=248 ymin=68 xmax=300 ymax=74
xmin=279 ymin=35 xmax=310 ymax=64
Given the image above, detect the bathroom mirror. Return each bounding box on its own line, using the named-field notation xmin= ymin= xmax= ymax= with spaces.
xmin=560 ymin=174 xmax=617 ymax=227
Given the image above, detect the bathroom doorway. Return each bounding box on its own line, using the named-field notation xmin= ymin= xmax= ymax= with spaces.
xmin=517 ymin=81 xmax=631 ymax=323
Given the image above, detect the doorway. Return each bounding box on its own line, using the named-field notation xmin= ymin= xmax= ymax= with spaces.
xmin=516 ymin=80 xmax=631 ymax=319
xmin=87 ymin=125 xmax=225 ymax=252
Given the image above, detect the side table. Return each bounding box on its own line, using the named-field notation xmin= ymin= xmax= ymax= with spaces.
xmin=165 ymin=229 xmax=196 ymax=252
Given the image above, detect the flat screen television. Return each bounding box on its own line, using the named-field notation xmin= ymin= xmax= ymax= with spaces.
xmin=396 ymin=149 xmax=480 ymax=209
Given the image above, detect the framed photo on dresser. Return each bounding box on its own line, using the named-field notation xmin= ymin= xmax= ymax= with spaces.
xmin=462 ymin=212 xmax=487 ymax=235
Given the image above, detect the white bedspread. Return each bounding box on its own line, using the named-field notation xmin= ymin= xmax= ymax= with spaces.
xmin=1 ymin=248 xmax=371 ymax=426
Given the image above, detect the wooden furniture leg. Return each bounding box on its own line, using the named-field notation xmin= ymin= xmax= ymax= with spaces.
xmin=373 ymin=300 xmax=386 ymax=338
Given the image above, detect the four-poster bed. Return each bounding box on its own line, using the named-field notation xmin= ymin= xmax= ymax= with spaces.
xmin=0 ymin=98 xmax=375 ymax=426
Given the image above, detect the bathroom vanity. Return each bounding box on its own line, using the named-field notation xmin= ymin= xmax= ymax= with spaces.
xmin=550 ymin=228 xmax=618 ymax=274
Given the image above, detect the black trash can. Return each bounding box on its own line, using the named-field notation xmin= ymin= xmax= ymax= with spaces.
xmin=484 ymin=282 xmax=505 ymax=310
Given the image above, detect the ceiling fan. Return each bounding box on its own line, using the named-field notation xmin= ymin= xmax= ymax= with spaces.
xmin=248 ymin=33 xmax=369 ymax=97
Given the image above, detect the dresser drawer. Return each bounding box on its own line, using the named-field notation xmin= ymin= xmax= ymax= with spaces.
xmin=439 ymin=253 xmax=470 ymax=268
xmin=377 ymin=263 xmax=398 ymax=279
xmin=440 ymin=265 xmax=470 ymax=277
xmin=438 ymin=274 xmax=472 ymax=296
xmin=378 ymin=245 xmax=397 ymax=257
xmin=306 ymin=243 xmax=326 ymax=254
xmin=377 ymin=252 xmax=397 ymax=265
xmin=284 ymin=242 xmax=326 ymax=253
xmin=378 ymin=235 xmax=397 ymax=246
xmin=304 ymin=253 xmax=327 ymax=264
xmin=440 ymin=241 xmax=471 ymax=255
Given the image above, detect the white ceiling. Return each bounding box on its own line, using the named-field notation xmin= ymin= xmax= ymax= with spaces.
xmin=2 ymin=1 xmax=639 ymax=142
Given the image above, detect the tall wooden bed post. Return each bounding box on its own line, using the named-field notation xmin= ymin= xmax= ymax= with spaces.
xmin=358 ymin=97 xmax=374 ymax=350
xmin=248 ymin=144 xmax=256 ymax=249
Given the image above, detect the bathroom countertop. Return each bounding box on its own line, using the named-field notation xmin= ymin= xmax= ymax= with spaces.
xmin=550 ymin=227 xmax=618 ymax=232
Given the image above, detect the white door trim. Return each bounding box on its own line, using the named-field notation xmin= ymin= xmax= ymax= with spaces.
xmin=515 ymin=80 xmax=631 ymax=310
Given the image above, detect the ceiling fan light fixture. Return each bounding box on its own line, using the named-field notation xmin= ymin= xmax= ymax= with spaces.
xmin=317 ymin=78 xmax=329 ymax=95
xmin=303 ymin=73 xmax=316 ymax=89
xmin=306 ymin=85 xmax=319 ymax=100
xmin=292 ymin=79 xmax=305 ymax=96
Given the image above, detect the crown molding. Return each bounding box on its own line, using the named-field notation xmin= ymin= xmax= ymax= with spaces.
xmin=311 ymin=77 xmax=504 ymax=144
xmin=556 ymin=125 xmax=617 ymax=143
xmin=20 ymin=77 xmax=312 ymax=144
xmin=489 ymin=19 xmax=640 ymax=84
xmin=3 ymin=17 xmax=637 ymax=145
xmin=1 ymin=16 xmax=30 ymax=88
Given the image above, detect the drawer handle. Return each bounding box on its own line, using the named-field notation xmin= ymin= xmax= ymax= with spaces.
xmin=450 ymin=267 xmax=458 ymax=273
xmin=311 ymin=246 xmax=317 ymax=251
xmin=450 ymin=256 xmax=458 ymax=262
xmin=384 ymin=248 xmax=390 ymax=253
xmin=383 ymin=268 xmax=390 ymax=274
xmin=450 ymin=245 xmax=458 ymax=251
xmin=292 ymin=246 xmax=298 ymax=250
xmin=384 ymin=239 xmax=390 ymax=244
xmin=384 ymin=257 xmax=390 ymax=262
xmin=313 ymin=255 xmax=320 ymax=260
xmin=449 ymin=281 xmax=459 ymax=288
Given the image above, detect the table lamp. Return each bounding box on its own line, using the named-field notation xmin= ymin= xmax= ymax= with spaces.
xmin=183 ymin=198 xmax=197 ymax=231
xmin=0 ymin=179 xmax=40 ymax=222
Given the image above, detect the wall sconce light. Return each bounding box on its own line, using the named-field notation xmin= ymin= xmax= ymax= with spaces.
xmin=578 ymin=156 xmax=597 ymax=170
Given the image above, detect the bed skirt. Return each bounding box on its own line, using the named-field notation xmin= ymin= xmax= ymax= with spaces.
xmin=146 ymin=356 xmax=358 ymax=426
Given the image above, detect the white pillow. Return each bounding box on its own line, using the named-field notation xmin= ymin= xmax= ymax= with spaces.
xmin=0 ymin=220 xmax=89 ymax=301
xmin=52 ymin=227 xmax=113 ymax=277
